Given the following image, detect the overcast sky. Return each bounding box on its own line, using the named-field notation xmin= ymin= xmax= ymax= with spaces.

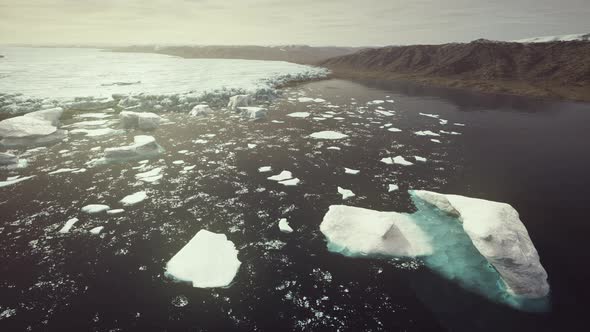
xmin=1 ymin=0 xmax=589 ymax=46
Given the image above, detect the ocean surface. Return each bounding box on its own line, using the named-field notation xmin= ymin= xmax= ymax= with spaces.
xmin=1 ymin=48 xmax=589 ymax=331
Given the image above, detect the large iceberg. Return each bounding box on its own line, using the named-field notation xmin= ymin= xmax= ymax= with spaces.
xmin=0 ymin=108 xmax=66 ymax=147
xmin=166 ymin=230 xmax=241 ymax=288
xmin=412 ymin=190 xmax=550 ymax=299
xmin=320 ymin=205 xmax=433 ymax=257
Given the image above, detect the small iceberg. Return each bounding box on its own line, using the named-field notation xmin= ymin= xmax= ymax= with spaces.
xmin=166 ymin=230 xmax=241 ymax=288
xmin=58 ymin=218 xmax=79 ymax=233
xmin=120 ymin=191 xmax=148 ymax=206
xmin=287 ymin=112 xmax=310 ymax=118
xmin=81 ymin=204 xmax=110 ymax=214
xmin=268 ymin=170 xmax=292 ymax=181
xmin=278 ymin=218 xmax=294 ymax=233
xmin=94 ymin=135 xmax=164 ymax=165
xmin=337 ymin=186 xmax=355 ymax=200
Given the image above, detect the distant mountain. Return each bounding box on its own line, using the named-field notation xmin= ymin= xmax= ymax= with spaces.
xmin=320 ymin=40 xmax=590 ymax=101
xmin=513 ymin=33 xmax=590 ymax=43
xmin=110 ymin=45 xmax=364 ymax=65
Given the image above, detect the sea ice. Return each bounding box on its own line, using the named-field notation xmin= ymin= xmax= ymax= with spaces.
xmin=120 ymin=191 xmax=148 ymax=206
xmin=258 ymin=166 xmax=272 ymax=173
xmin=279 ymin=178 xmax=300 ymax=186
xmin=58 ymin=218 xmax=79 ymax=234
xmin=101 ymin=135 xmax=163 ymax=162
xmin=89 ymin=226 xmax=104 ymax=235
xmin=278 ymin=218 xmax=294 ymax=233
xmin=268 ymin=171 xmax=292 ymax=181
xmin=415 ymin=130 xmax=440 ymax=137
xmin=326 ymin=146 xmax=341 ymax=150
xmin=189 ymin=104 xmax=214 ymax=117
xmin=381 ymin=156 xmax=413 ymax=166
xmin=135 ymin=167 xmax=163 ymax=183
xmin=388 ymin=184 xmax=399 ymax=192
xmin=337 ymin=186 xmax=355 ymax=200
xmin=107 ymin=209 xmax=125 ymax=215
xmin=309 ymin=131 xmax=348 ymax=140
xmin=287 ymin=112 xmax=310 ymax=118
xmin=375 ymin=110 xmax=395 ymax=116
xmin=419 ymin=112 xmax=439 ymax=119
xmin=70 ymin=128 xmax=122 ymax=137
xmin=415 ymin=156 xmax=427 ymax=162
xmin=81 ymin=204 xmax=110 ymax=214
xmin=228 ymin=95 xmax=252 ymax=111
xmin=239 ymin=107 xmax=267 ymax=120
xmin=120 ymin=111 xmax=161 ymax=130
xmin=0 ymin=175 xmax=35 ymax=188
xmin=412 ymin=190 xmax=550 ymax=298
xmin=166 ymin=230 xmax=241 ymax=288
xmin=320 ymin=205 xmax=433 ymax=257
xmin=344 ymin=168 xmax=360 ymax=175
xmin=387 ymin=127 xmax=402 ymax=132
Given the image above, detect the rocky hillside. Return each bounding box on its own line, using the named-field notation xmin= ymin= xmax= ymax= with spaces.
xmin=111 ymin=45 xmax=363 ymax=65
xmin=320 ymin=40 xmax=590 ymax=101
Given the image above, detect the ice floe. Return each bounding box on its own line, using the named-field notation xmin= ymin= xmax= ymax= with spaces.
xmin=120 ymin=191 xmax=148 ymax=206
xmin=135 ymin=167 xmax=163 ymax=183
xmin=258 ymin=166 xmax=272 ymax=173
xmin=0 ymin=175 xmax=35 ymax=188
xmin=268 ymin=171 xmax=293 ymax=181
xmin=278 ymin=218 xmax=294 ymax=233
xmin=228 ymin=95 xmax=253 ymax=111
xmin=287 ymin=112 xmax=310 ymax=118
xmin=58 ymin=218 xmax=79 ymax=234
xmin=387 ymin=127 xmax=402 ymax=132
xmin=166 ymin=230 xmax=241 ymax=288
xmin=344 ymin=168 xmax=360 ymax=175
xmin=414 ymin=156 xmax=427 ymax=162
xmin=337 ymin=186 xmax=355 ymax=200
xmin=96 ymin=135 xmax=163 ymax=164
xmin=415 ymin=130 xmax=440 ymax=137
xmin=89 ymin=226 xmax=104 ymax=235
xmin=239 ymin=107 xmax=267 ymax=120
xmin=70 ymin=128 xmax=122 ymax=137
xmin=388 ymin=184 xmax=399 ymax=192
xmin=309 ymin=131 xmax=348 ymax=140
xmin=189 ymin=104 xmax=214 ymax=117
xmin=81 ymin=204 xmax=110 ymax=214
xmin=120 ymin=111 xmax=161 ymax=130
xmin=380 ymin=156 xmax=413 ymax=166
xmin=320 ymin=205 xmax=433 ymax=257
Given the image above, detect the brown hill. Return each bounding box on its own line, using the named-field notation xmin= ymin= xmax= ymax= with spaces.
xmin=111 ymin=45 xmax=363 ymax=65
xmin=320 ymin=40 xmax=590 ymax=101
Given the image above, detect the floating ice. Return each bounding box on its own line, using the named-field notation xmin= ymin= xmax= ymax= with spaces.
xmin=326 ymin=146 xmax=341 ymax=150
xmin=228 ymin=95 xmax=252 ymax=111
xmin=172 ymin=160 xmax=184 ymax=165
xmin=70 ymin=128 xmax=122 ymax=137
xmin=387 ymin=127 xmax=402 ymax=132
xmin=239 ymin=107 xmax=267 ymax=120
xmin=77 ymin=113 xmax=113 ymax=119
xmin=388 ymin=184 xmax=399 ymax=192
xmin=89 ymin=226 xmax=104 ymax=235
xmin=0 ymin=110 xmax=66 ymax=147
xmin=344 ymin=168 xmax=360 ymax=175
xmin=120 ymin=191 xmax=148 ymax=206
xmin=415 ymin=130 xmax=440 ymax=137
xmin=419 ymin=112 xmax=439 ymax=119
xmin=81 ymin=204 xmax=110 ymax=214
xmin=0 ymin=152 xmax=27 ymax=170
xmin=268 ymin=171 xmax=292 ymax=181
xmin=337 ymin=186 xmax=355 ymax=200
xmin=189 ymin=104 xmax=214 ymax=117
xmin=431 ymin=139 xmax=441 ymax=143
xmin=48 ymin=168 xmax=81 ymax=175
xmin=0 ymin=175 xmax=35 ymax=188
xmin=278 ymin=218 xmax=294 ymax=233
xmin=415 ymin=156 xmax=427 ymax=162
xmin=279 ymin=178 xmax=300 ymax=186
xmin=98 ymin=135 xmax=164 ymax=164
xmin=287 ymin=112 xmax=311 ymax=118
xmin=309 ymin=131 xmax=348 ymax=140
xmin=69 ymin=120 xmax=109 ymax=128
xmin=258 ymin=166 xmax=272 ymax=173
xmin=375 ymin=110 xmax=395 ymax=116
xmin=166 ymin=230 xmax=241 ymax=288
xmin=367 ymin=100 xmax=385 ymax=105
xmin=120 ymin=111 xmax=161 ymax=130
xmin=381 ymin=156 xmax=413 ymax=166
xmin=58 ymin=218 xmax=79 ymax=233
xmin=412 ymin=190 xmax=550 ymax=299
xmin=320 ymin=205 xmax=433 ymax=257
xmin=107 ymin=209 xmax=125 ymax=215
xmin=135 ymin=167 xmax=163 ymax=183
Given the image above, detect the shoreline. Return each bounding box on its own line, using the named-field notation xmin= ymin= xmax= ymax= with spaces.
xmin=324 ymin=69 xmax=590 ymax=102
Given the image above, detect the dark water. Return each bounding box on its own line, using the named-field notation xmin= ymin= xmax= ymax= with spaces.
xmin=1 ymin=79 xmax=589 ymax=331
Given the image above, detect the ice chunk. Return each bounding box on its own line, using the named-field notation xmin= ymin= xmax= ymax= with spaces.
xmin=23 ymin=107 xmax=63 ymax=125
xmin=70 ymin=128 xmax=122 ymax=137
xmin=100 ymin=135 xmax=163 ymax=163
xmin=320 ymin=205 xmax=433 ymax=257
xmin=278 ymin=218 xmax=294 ymax=233
xmin=268 ymin=170 xmax=292 ymax=181
xmin=258 ymin=166 xmax=272 ymax=173
xmin=419 ymin=112 xmax=439 ymax=119
xmin=81 ymin=204 xmax=110 ymax=214
xmin=415 ymin=156 xmax=427 ymax=162
xmin=381 ymin=156 xmax=413 ymax=166
xmin=48 ymin=168 xmax=80 ymax=175
xmin=120 ymin=111 xmax=161 ymax=130
xmin=412 ymin=190 xmax=549 ymax=299
xmin=0 ymin=152 xmax=25 ymax=170
xmin=337 ymin=186 xmax=355 ymax=200
xmin=166 ymin=230 xmax=241 ymax=288
xmin=58 ymin=218 xmax=79 ymax=234
xmin=135 ymin=167 xmax=163 ymax=183
xmin=120 ymin=191 xmax=148 ymax=206
xmin=344 ymin=168 xmax=360 ymax=175
xmin=375 ymin=110 xmax=395 ymax=116
xmin=287 ymin=112 xmax=310 ymax=118
xmin=327 ymin=146 xmax=341 ymax=150
xmin=69 ymin=120 xmax=110 ymax=128
xmin=228 ymin=94 xmax=252 ymax=111
xmin=0 ymin=175 xmax=35 ymax=188
xmin=279 ymin=178 xmax=300 ymax=186
xmin=431 ymin=139 xmax=441 ymax=143
xmin=0 ymin=116 xmax=57 ymax=137
xmin=189 ymin=104 xmax=214 ymax=117
xmin=107 ymin=209 xmax=125 ymax=215
xmin=309 ymin=131 xmax=348 ymax=140
xmin=388 ymin=184 xmax=399 ymax=192
xmin=89 ymin=226 xmax=104 ymax=235
xmin=76 ymin=113 xmax=113 ymax=119
xmin=415 ymin=130 xmax=440 ymax=137
xmin=387 ymin=127 xmax=402 ymax=132
xmin=239 ymin=107 xmax=267 ymax=120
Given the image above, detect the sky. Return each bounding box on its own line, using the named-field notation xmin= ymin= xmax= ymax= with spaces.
xmin=0 ymin=0 xmax=589 ymax=46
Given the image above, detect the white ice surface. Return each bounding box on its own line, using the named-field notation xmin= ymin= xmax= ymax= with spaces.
xmin=309 ymin=131 xmax=348 ymax=140
xmin=267 ymin=171 xmax=292 ymax=181
xmin=81 ymin=204 xmax=110 ymax=214
xmin=120 ymin=191 xmax=148 ymax=206
xmin=337 ymin=186 xmax=355 ymax=200
xmin=278 ymin=218 xmax=294 ymax=233
xmin=58 ymin=218 xmax=79 ymax=233
xmin=166 ymin=229 xmax=241 ymax=288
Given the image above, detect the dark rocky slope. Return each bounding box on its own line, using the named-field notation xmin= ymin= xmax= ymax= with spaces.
xmin=320 ymin=40 xmax=590 ymax=101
